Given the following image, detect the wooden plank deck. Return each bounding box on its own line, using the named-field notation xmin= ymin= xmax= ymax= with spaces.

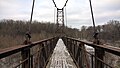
xmin=46 ymin=39 xmax=77 ymax=68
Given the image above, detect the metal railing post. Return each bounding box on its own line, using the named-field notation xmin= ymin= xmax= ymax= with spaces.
xmin=42 ymin=42 xmax=47 ymax=62
xmin=80 ymin=42 xmax=85 ymax=68
xmin=75 ymin=43 xmax=81 ymax=66
xmin=95 ymin=47 xmax=105 ymax=68
xmin=30 ymin=55 xmax=33 ymax=68
xmin=38 ymin=43 xmax=42 ymax=68
xmin=21 ymin=48 xmax=30 ymax=68
xmin=94 ymin=39 xmax=105 ymax=68
xmin=91 ymin=55 xmax=94 ymax=68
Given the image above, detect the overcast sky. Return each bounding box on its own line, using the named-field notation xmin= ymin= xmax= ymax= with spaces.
xmin=0 ymin=0 xmax=120 ymax=29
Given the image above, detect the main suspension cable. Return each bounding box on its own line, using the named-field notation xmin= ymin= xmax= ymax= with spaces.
xmin=89 ymin=0 xmax=100 ymax=43
xmin=89 ymin=0 xmax=96 ymax=33
xmin=63 ymin=0 xmax=69 ymax=9
xmin=52 ymin=0 xmax=57 ymax=8
xmin=29 ymin=0 xmax=35 ymax=32
xmin=52 ymin=0 xmax=69 ymax=9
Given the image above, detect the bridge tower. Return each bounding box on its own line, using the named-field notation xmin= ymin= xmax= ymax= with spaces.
xmin=56 ymin=8 xmax=65 ymax=34
xmin=52 ymin=0 xmax=68 ymax=35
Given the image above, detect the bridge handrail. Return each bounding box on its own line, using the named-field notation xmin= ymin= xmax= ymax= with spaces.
xmin=62 ymin=36 xmax=120 ymax=68
xmin=0 ymin=36 xmax=57 ymax=59
xmin=66 ymin=36 xmax=120 ymax=56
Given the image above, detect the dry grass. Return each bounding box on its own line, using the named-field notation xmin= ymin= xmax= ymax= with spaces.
xmin=0 ymin=33 xmax=51 ymax=49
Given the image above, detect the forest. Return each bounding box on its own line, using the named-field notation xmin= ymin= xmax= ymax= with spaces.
xmin=80 ymin=20 xmax=120 ymax=46
xmin=0 ymin=19 xmax=80 ymax=49
xmin=0 ymin=19 xmax=120 ymax=49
